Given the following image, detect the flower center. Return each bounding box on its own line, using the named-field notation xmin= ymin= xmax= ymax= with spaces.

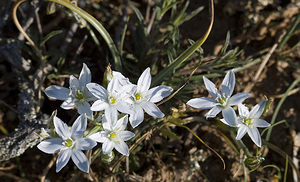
xmin=64 ymin=139 xmax=73 ymax=147
xmin=110 ymin=96 xmax=116 ymax=104
xmin=75 ymin=90 xmax=84 ymax=100
xmin=109 ymin=132 xmax=116 ymax=139
xmin=135 ymin=93 xmax=142 ymax=100
xmin=243 ymin=118 xmax=252 ymax=126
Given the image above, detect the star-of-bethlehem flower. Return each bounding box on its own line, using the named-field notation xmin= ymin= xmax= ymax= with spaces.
xmin=221 ymin=100 xmax=270 ymax=147
xmin=37 ymin=114 xmax=96 ymax=173
xmin=187 ymin=70 xmax=251 ymax=119
xmin=126 ymin=67 xmax=173 ymax=128
xmin=89 ymin=114 xmax=135 ymax=156
xmin=86 ymin=74 xmax=134 ymax=124
xmin=44 ymin=63 xmax=96 ymax=119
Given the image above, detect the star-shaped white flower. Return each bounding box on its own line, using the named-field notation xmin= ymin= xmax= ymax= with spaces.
xmin=89 ymin=114 xmax=135 ymax=156
xmin=86 ymin=75 xmax=134 ymax=122
xmin=37 ymin=114 xmax=97 ymax=173
xmin=221 ymin=100 xmax=270 ymax=147
xmin=126 ymin=67 xmax=173 ymax=128
xmin=187 ymin=70 xmax=251 ymax=119
xmin=44 ymin=63 xmax=96 ymax=119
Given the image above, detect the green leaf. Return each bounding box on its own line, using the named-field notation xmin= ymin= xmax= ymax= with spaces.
xmin=40 ymin=30 xmax=64 ymax=46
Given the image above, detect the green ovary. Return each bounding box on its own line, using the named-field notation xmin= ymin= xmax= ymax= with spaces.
xmin=135 ymin=93 xmax=142 ymax=100
xmin=219 ymin=97 xmax=226 ymax=105
xmin=109 ymin=132 xmax=116 ymax=138
xmin=243 ymin=118 xmax=252 ymax=126
xmin=75 ymin=90 xmax=84 ymax=100
xmin=65 ymin=139 xmax=73 ymax=147
xmin=110 ymin=97 xmax=116 ymax=104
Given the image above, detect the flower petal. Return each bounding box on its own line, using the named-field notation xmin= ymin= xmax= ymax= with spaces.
xmin=114 ymin=140 xmax=129 ymax=156
xmin=69 ymin=75 xmax=79 ymax=90
xmin=79 ymin=63 xmax=91 ymax=87
xmin=236 ymin=125 xmax=247 ymax=140
xmin=186 ymin=97 xmax=217 ymax=109
xmin=228 ymin=93 xmax=251 ymax=106
xmin=89 ymin=131 xmax=107 ymax=143
xmin=37 ymin=138 xmax=63 ymax=154
xmin=129 ymin=105 xmax=144 ymax=128
xmin=142 ymin=102 xmax=164 ymax=118
xmin=238 ymin=103 xmax=249 ymax=117
xmin=249 ymin=100 xmax=266 ymax=119
xmin=86 ymin=83 xmax=108 ymax=99
xmin=76 ymin=138 xmax=97 ymax=150
xmin=102 ymin=139 xmax=114 ymax=154
xmin=44 ymin=85 xmax=70 ymax=100
xmin=60 ymin=97 xmax=75 ymax=109
xmin=104 ymin=107 xmax=118 ymax=127
xmin=71 ymin=150 xmax=90 ymax=173
xmin=54 ymin=116 xmax=70 ymax=139
xmin=148 ymin=86 xmax=173 ymax=103
xmin=247 ymin=127 xmax=261 ymax=147
xmin=71 ymin=115 xmax=87 ymax=139
xmin=113 ymin=115 xmax=128 ymax=131
xmin=56 ymin=149 xmax=71 ymax=173
xmin=205 ymin=106 xmax=222 ymax=119
xmin=77 ymin=102 xmax=93 ymax=120
xmin=203 ymin=76 xmax=218 ymax=98
xmin=221 ymin=107 xmax=237 ymax=127
xmin=252 ymin=119 xmax=270 ymax=128
xmin=91 ymin=100 xmax=109 ymax=111
xmin=115 ymin=102 xmax=135 ymax=115
xmin=221 ymin=70 xmax=235 ymax=97
xmin=137 ymin=67 xmax=151 ymax=93
xmin=119 ymin=131 xmax=135 ymax=141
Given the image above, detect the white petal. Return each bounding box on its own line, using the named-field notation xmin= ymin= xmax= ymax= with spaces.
xmin=76 ymin=138 xmax=97 ymax=150
xmin=89 ymin=131 xmax=107 ymax=143
xmin=71 ymin=115 xmax=87 ymax=139
xmin=249 ymin=100 xmax=266 ymax=119
xmin=107 ymin=76 xmax=119 ymax=93
xmin=44 ymin=85 xmax=70 ymax=100
xmin=142 ymin=102 xmax=164 ymax=118
xmin=56 ymin=149 xmax=71 ymax=172
xmin=86 ymin=83 xmax=108 ymax=99
xmin=37 ymin=138 xmax=63 ymax=154
xmin=71 ymin=150 xmax=90 ymax=173
xmin=69 ymin=75 xmax=79 ymax=90
xmin=129 ymin=106 xmax=144 ymax=128
xmin=60 ymin=97 xmax=75 ymax=109
xmin=228 ymin=93 xmax=251 ymax=106
xmin=252 ymin=119 xmax=270 ymax=128
xmin=205 ymin=106 xmax=222 ymax=119
xmin=114 ymin=140 xmax=129 ymax=156
xmin=247 ymin=127 xmax=261 ymax=147
xmin=102 ymin=139 xmax=114 ymax=154
xmin=238 ymin=103 xmax=249 ymax=117
xmin=115 ymin=102 xmax=135 ymax=115
xmin=236 ymin=126 xmax=247 ymax=140
xmin=77 ymin=102 xmax=93 ymax=119
xmin=79 ymin=63 xmax=91 ymax=87
xmin=186 ymin=97 xmax=217 ymax=109
xmin=91 ymin=100 xmax=109 ymax=111
xmin=119 ymin=131 xmax=135 ymax=141
xmin=221 ymin=107 xmax=237 ymax=127
xmin=148 ymin=86 xmax=173 ymax=103
xmin=54 ymin=116 xmax=70 ymax=139
xmin=137 ymin=67 xmax=151 ymax=93
xmin=203 ymin=76 xmax=218 ymax=98
xmin=113 ymin=115 xmax=128 ymax=131
xmin=104 ymin=107 xmax=118 ymax=127
xmin=221 ymin=70 xmax=235 ymax=97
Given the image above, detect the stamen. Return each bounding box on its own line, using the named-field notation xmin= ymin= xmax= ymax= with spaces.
xmin=135 ymin=93 xmax=142 ymax=100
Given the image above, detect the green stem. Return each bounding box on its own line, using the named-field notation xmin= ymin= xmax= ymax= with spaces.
xmin=47 ymin=0 xmax=122 ymax=71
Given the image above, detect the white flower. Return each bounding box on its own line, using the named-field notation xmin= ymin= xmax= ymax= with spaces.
xmin=86 ymin=75 xmax=134 ymax=122
xmin=187 ymin=70 xmax=251 ymax=119
xmin=221 ymin=100 xmax=270 ymax=147
xmin=44 ymin=63 xmax=96 ymax=119
xmin=37 ymin=114 xmax=97 ymax=173
xmin=126 ymin=67 xmax=173 ymax=128
xmin=89 ymin=114 xmax=135 ymax=156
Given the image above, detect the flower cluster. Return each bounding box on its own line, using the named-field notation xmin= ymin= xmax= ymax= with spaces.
xmin=187 ymin=70 xmax=270 ymax=147
xmin=39 ymin=64 xmax=173 ymax=173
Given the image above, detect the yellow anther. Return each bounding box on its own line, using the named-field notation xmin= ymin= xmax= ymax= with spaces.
xmin=65 ymin=139 xmax=73 ymax=147
xmin=110 ymin=97 xmax=116 ymax=104
xmin=110 ymin=133 xmax=116 ymax=138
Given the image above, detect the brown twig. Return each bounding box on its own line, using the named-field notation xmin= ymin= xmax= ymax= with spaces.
xmin=40 ymin=154 xmax=57 ymax=182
